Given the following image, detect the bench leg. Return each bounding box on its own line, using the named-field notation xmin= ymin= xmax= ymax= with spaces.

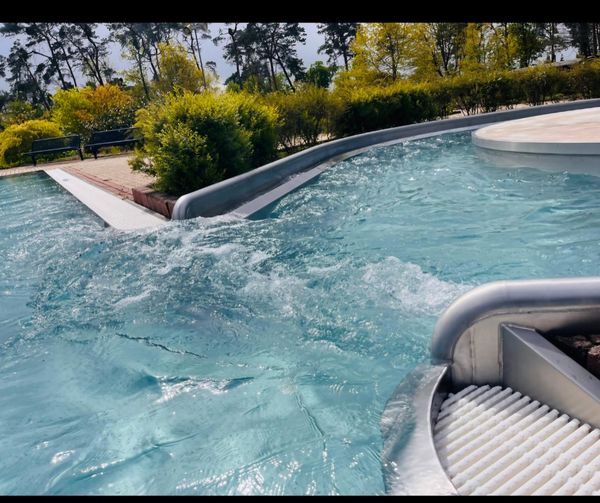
xmin=31 ymin=155 xmax=36 ymax=167
xmin=78 ymin=149 xmax=84 ymax=161
xmin=93 ymin=149 xmax=98 ymax=160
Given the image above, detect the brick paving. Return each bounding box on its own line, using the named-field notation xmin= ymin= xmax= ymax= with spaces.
xmin=62 ymin=154 xmax=156 ymax=201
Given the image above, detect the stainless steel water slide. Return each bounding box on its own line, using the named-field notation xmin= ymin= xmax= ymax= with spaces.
xmin=382 ymin=277 xmax=600 ymax=495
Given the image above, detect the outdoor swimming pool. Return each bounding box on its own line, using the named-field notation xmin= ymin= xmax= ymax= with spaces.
xmin=2 ymin=131 xmax=600 ymax=495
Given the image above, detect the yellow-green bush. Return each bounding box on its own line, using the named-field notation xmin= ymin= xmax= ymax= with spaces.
xmin=224 ymin=92 xmax=281 ymax=167
xmin=264 ymin=84 xmax=342 ymax=151
xmin=131 ymin=91 xmax=279 ymax=196
xmin=52 ymin=84 xmax=137 ymax=142
xmin=0 ymin=119 xmax=63 ymax=167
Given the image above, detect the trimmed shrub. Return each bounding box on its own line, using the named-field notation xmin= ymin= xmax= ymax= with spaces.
xmin=0 ymin=119 xmax=63 ymax=167
xmin=131 ymin=91 xmax=279 ymax=196
xmin=444 ymin=72 xmax=519 ymax=115
xmin=52 ymin=84 xmax=137 ymax=142
xmin=512 ymin=65 xmax=568 ymax=106
xmin=569 ymin=59 xmax=600 ymax=99
xmin=329 ymin=61 xmax=600 ymax=132
xmin=333 ymin=82 xmax=441 ymax=136
xmin=264 ymin=85 xmax=343 ymax=151
xmin=225 ymin=92 xmax=281 ymax=167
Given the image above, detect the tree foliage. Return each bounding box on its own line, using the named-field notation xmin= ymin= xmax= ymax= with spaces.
xmin=566 ymin=23 xmax=600 ymax=59
xmin=510 ymin=23 xmax=545 ymax=68
xmin=216 ymin=23 xmax=306 ymax=93
xmin=152 ymin=43 xmax=215 ymax=97
xmin=300 ymin=61 xmax=336 ymax=88
xmin=317 ymin=23 xmax=358 ymax=71
xmin=52 ymin=84 xmax=137 ymax=141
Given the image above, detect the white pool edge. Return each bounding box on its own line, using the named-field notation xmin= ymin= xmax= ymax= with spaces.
xmin=45 ymin=168 xmax=166 ymax=231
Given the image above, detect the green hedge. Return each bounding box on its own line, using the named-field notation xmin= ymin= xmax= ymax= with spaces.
xmin=332 ymin=61 xmax=600 ymax=135
xmin=333 ymin=83 xmax=441 ymax=136
xmin=0 ymin=119 xmax=63 ymax=168
xmin=569 ymin=59 xmax=600 ymax=99
xmin=263 ymin=84 xmax=343 ymax=152
xmin=131 ymin=91 xmax=279 ymax=196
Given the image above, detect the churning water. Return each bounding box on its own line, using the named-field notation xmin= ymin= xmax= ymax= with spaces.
xmin=2 ymin=132 xmax=600 ymax=494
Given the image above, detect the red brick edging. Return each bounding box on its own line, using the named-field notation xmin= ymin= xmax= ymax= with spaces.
xmin=132 ymin=187 xmax=178 ymax=219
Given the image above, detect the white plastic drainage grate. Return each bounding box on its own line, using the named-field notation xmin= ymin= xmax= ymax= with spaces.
xmin=434 ymin=385 xmax=600 ymax=495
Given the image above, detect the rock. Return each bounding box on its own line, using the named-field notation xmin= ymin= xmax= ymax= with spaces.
xmin=551 ymin=335 xmax=593 ymax=366
xmin=587 ymin=346 xmax=600 ymax=380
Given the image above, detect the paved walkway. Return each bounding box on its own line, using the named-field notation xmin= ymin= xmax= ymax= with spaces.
xmin=0 ymin=154 xmax=156 ymax=201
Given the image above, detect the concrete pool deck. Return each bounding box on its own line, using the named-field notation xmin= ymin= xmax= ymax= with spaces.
xmin=46 ymin=168 xmax=166 ymax=230
xmin=472 ymin=108 xmax=600 ymax=173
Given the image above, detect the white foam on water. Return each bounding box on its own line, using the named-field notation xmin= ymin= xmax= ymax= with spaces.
xmin=51 ymin=450 xmax=75 ymax=465
xmin=113 ymin=288 xmax=157 ymax=309
xmin=240 ymin=268 xmax=307 ymax=317
xmin=362 ymin=257 xmax=471 ymax=315
xmin=156 ymin=378 xmax=227 ymax=403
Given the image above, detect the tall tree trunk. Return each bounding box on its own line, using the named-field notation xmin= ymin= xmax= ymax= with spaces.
xmin=273 ymin=47 xmax=295 ymax=91
xmin=194 ymin=29 xmax=208 ymax=90
xmin=25 ymin=64 xmax=50 ymax=110
xmin=40 ymin=31 xmax=69 ymax=89
xmin=135 ymin=55 xmax=150 ymax=98
xmin=61 ymin=48 xmax=78 ymax=87
xmin=268 ymin=56 xmax=277 ymax=91
xmin=188 ymin=32 xmax=201 ymax=69
xmin=230 ymin=24 xmax=242 ymax=82
xmin=85 ymin=32 xmax=105 ymax=85
xmin=139 ymin=36 xmax=159 ymax=81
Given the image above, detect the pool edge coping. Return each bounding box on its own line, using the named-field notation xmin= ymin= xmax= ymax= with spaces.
xmin=46 ymin=168 xmax=167 ymax=231
xmin=172 ymin=99 xmax=600 ymax=221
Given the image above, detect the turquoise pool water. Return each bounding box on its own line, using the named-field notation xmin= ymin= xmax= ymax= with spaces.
xmin=2 ymin=132 xmax=600 ymax=495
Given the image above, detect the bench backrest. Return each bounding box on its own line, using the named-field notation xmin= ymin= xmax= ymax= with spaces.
xmin=88 ymin=127 xmax=141 ymax=144
xmin=31 ymin=135 xmax=81 ymax=151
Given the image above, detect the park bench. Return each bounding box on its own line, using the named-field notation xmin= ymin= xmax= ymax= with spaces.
xmin=85 ymin=127 xmax=143 ymax=159
xmin=27 ymin=134 xmax=83 ymax=166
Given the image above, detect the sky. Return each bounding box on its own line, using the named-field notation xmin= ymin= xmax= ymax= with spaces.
xmin=0 ymin=23 xmax=328 ymax=91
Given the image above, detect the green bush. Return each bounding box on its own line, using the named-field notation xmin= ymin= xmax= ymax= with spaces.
xmin=569 ymin=59 xmax=600 ymax=99
xmin=444 ymin=72 xmax=519 ymax=115
xmin=333 ymin=82 xmax=441 ymax=136
xmin=225 ymin=92 xmax=281 ymax=166
xmin=52 ymin=84 xmax=138 ymax=142
xmin=512 ymin=65 xmax=568 ymax=106
xmin=131 ymin=91 xmax=279 ymax=196
xmin=0 ymin=100 xmax=46 ymax=129
xmin=0 ymin=119 xmax=63 ymax=167
xmin=330 ymin=61 xmax=600 ymax=131
xmin=264 ymin=85 xmax=342 ymax=151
